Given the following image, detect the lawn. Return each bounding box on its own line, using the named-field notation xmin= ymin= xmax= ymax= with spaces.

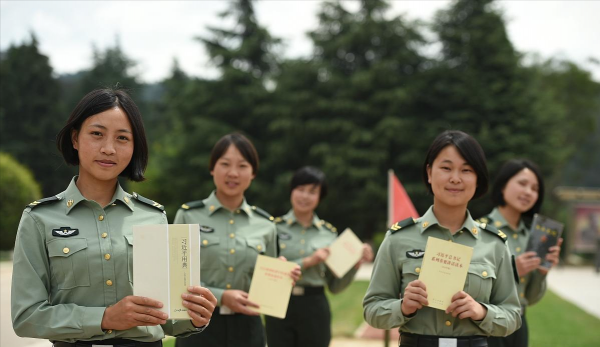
xmin=163 ymin=281 xmax=600 ymax=346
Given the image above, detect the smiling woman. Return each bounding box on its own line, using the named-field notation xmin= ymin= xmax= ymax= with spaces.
xmin=11 ymin=89 xmax=217 ymax=347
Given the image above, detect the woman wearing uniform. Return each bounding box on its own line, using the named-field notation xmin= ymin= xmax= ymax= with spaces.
xmin=11 ymin=89 xmax=216 ymax=347
xmin=265 ymin=166 xmax=374 ymax=347
xmin=363 ymin=130 xmax=521 ymax=347
xmin=482 ymin=159 xmax=561 ymax=347
xmin=174 ymin=133 xmax=301 ymax=347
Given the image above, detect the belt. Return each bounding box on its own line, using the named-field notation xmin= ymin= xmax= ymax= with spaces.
xmin=400 ymin=333 xmax=487 ymax=347
xmin=53 ymin=339 xmax=162 ymax=347
xmin=291 ymin=286 xmax=324 ymax=296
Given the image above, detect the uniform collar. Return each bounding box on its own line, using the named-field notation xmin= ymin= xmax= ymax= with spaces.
xmin=204 ymin=190 xmax=252 ymax=216
xmin=419 ymin=206 xmax=480 ymax=239
xmin=489 ymin=207 xmax=527 ymax=234
xmin=283 ymin=209 xmax=322 ymax=229
xmin=63 ymin=176 xmax=134 ymax=214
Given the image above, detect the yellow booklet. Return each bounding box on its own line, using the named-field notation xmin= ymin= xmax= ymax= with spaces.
xmin=133 ymin=224 xmax=201 ymax=319
xmin=247 ymin=255 xmax=296 ymax=318
xmin=325 ymin=228 xmax=363 ymax=278
xmin=418 ymin=236 xmax=473 ymax=310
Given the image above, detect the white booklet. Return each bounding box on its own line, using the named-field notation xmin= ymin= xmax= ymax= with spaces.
xmin=133 ymin=224 xmax=200 ymax=319
xmin=325 ymin=228 xmax=363 ymax=278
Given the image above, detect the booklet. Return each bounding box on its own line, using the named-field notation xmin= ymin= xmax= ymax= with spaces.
xmin=247 ymin=255 xmax=296 ymax=319
xmin=526 ymin=214 xmax=564 ymax=270
xmin=133 ymin=224 xmax=201 ymax=319
xmin=325 ymin=228 xmax=364 ymax=278
xmin=418 ymin=236 xmax=473 ymax=310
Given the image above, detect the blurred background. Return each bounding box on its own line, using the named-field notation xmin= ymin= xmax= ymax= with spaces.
xmin=1 ymin=0 xmax=599 ymax=259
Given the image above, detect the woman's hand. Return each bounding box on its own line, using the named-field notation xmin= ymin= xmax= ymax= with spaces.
xmin=515 ymin=251 xmax=541 ymax=276
xmin=355 ymin=243 xmax=374 ymax=269
xmin=538 ymin=238 xmax=563 ymax=275
xmin=101 ymin=296 xmax=168 ymax=330
xmin=302 ymin=247 xmax=330 ymax=269
xmin=401 ymin=280 xmax=428 ymax=316
xmin=221 ymin=290 xmax=260 ymax=316
xmin=446 ymin=291 xmax=487 ymax=320
xmin=278 ymin=256 xmax=302 ymax=284
xmin=182 ymin=286 xmax=217 ymax=328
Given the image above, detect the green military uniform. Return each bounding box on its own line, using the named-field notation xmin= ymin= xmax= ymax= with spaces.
xmin=11 ymin=177 xmax=202 ymax=344
xmin=265 ymin=210 xmax=358 ymax=347
xmin=363 ymin=206 xmax=521 ymax=342
xmin=483 ymin=208 xmax=546 ymax=347
xmin=173 ymin=191 xmax=277 ymax=347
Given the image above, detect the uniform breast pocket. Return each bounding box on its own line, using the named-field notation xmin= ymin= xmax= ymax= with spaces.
xmin=400 ymin=260 xmax=423 ymax=296
xmin=464 ymin=263 xmax=496 ymax=301
xmin=124 ymin=235 xmax=134 ymax=284
xmin=47 ymin=238 xmax=91 ymax=289
xmin=200 ymin=235 xmax=221 ymax=269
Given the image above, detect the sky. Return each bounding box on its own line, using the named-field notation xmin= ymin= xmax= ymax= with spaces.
xmin=1 ymin=0 xmax=599 ymax=83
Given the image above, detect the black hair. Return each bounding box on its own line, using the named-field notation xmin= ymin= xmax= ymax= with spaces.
xmin=422 ymin=130 xmax=489 ymax=199
xmin=491 ymin=159 xmax=545 ymax=218
xmin=56 ymin=88 xmax=148 ymax=182
xmin=209 ymin=133 xmax=259 ymax=174
xmin=290 ymin=166 xmax=328 ymax=201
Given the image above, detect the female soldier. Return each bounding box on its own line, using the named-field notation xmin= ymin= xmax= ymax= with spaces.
xmin=174 ymin=133 xmax=301 ymax=347
xmin=265 ymin=166 xmax=374 ymax=347
xmin=363 ymin=130 xmax=521 ymax=347
xmin=482 ymin=159 xmax=561 ymax=347
xmin=11 ymin=89 xmax=216 ymax=347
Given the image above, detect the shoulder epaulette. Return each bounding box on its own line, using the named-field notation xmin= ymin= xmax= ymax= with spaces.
xmin=390 ymin=217 xmax=417 ymax=234
xmin=132 ymin=192 xmax=164 ymax=211
xmin=274 ymin=216 xmax=283 ymax=224
xmin=27 ymin=195 xmax=61 ymax=209
xmin=479 ymin=222 xmax=507 ymax=242
xmin=321 ymin=220 xmax=338 ymax=233
xmin=251 ymin=206 xmax=275 ymax=222
xmin=180 ymin=200 xmax=205 ymax=210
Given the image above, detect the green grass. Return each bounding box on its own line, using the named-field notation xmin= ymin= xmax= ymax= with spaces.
xmin=327 ymin=280 xmax=370 ymax=337
xmin=162 ymin=337 xmax=175 ymax=347
xmin=528 ymin=290 xmax=600 ymax=347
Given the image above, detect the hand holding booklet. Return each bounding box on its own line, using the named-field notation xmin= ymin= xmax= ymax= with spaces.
xmin=133 ymin=224 xmax=201 ymax=319
xmin=526 ymin=214 xmax=564 ymax=270
xmin=247 ymin=255 xmax=297 ymax=318
xmin=325 ymin=228 xmax=364 ymax=278
xmin=418 ymin=237 xmax=473 ymax=310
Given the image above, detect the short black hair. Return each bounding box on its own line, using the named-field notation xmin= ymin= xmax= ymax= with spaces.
xmin=56 ymin=88 xmax=148 ymax=182
xmin=422 ymin=130 xmax=489 ymax=199
xmin=209 ymin=133 xmax=259 ymax=174
xmin=491 ymin=159 xmax=545 ymax=218
xmin=290 ymin=166 xmax=328 ymax=201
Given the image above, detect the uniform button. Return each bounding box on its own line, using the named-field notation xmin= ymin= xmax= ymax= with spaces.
xmin=236 ymin=209 xmax=241 ymax=214
xmin=106 ymin=280 xmax=113 ymax=286
xmin=445 ymin=320 xmax=451 ymax=326
xmin=63 ymin=247 xmax=70 ymax=254
xmin=228 ymin=267 xmax=234 ymax=272
xmin=209 ymin=205 xmax=215 ymax=212
xmin=202 ymin=240 xmax=208 ymax=246
xmin=300 ymin=239 xmax=305 ymax=244
xmin=229 ymin=219 xmax=234 ymax=225
xmin=281 ymin=243 xmax=286 ymax=249
xmin=520 ymin=292 xmax=525 ymax=298
xmin=230 ymin=233 xmax=235 ymax=238
xmin=98 ymin=215 xmax=104 ymax=221
xmin=299 ymin=250 xmax=305 ymax=255
xmin=101 ymin=233 xmax=108 ymax=238
xmin=516 ymin=247 xmax=521 ymax=252
xmin=107 ymin=329 xmax=113 ymax=334
xmin=513 ymin=234 xmax=518 ymax=239
xmin=226 ymin=284 xmax=232 ymax=289
xmin=471 ymin=227 xmax=478 ymax=235
xmin=104 ymin=254 xmax=111 ymax=260
xmin=482 ymin=271 xmax=488 ymax=277
xmin=422 ymin=222 xmax=429 ymax=228
xmin=257 ymin=245 xmax=262 ymax=251
xmin=415 ymin=267 xmax=421 ymax=274
xmin=520 ymin=277 xmax=525 ymax=283
xmin=230 ymin=249 xmax=235 ymax=254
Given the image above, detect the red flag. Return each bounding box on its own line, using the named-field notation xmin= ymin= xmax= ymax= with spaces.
xmin=388 ymin=170 xmax=419 ymax=227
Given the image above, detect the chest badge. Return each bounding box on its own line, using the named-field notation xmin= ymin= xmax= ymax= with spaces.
xmin=199 ymin=225 xmax=214 ymax=233
xmin=52 ymin=227 xmax=79 ymax=237
xmin=278 ymin=232 xmax=292 ymax=240
xmin=406 ymin=249 xmax=425 ymax=259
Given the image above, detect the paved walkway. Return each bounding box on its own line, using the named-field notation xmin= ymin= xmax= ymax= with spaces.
xmin=2 ymin=262 xmax=599 ymax=347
